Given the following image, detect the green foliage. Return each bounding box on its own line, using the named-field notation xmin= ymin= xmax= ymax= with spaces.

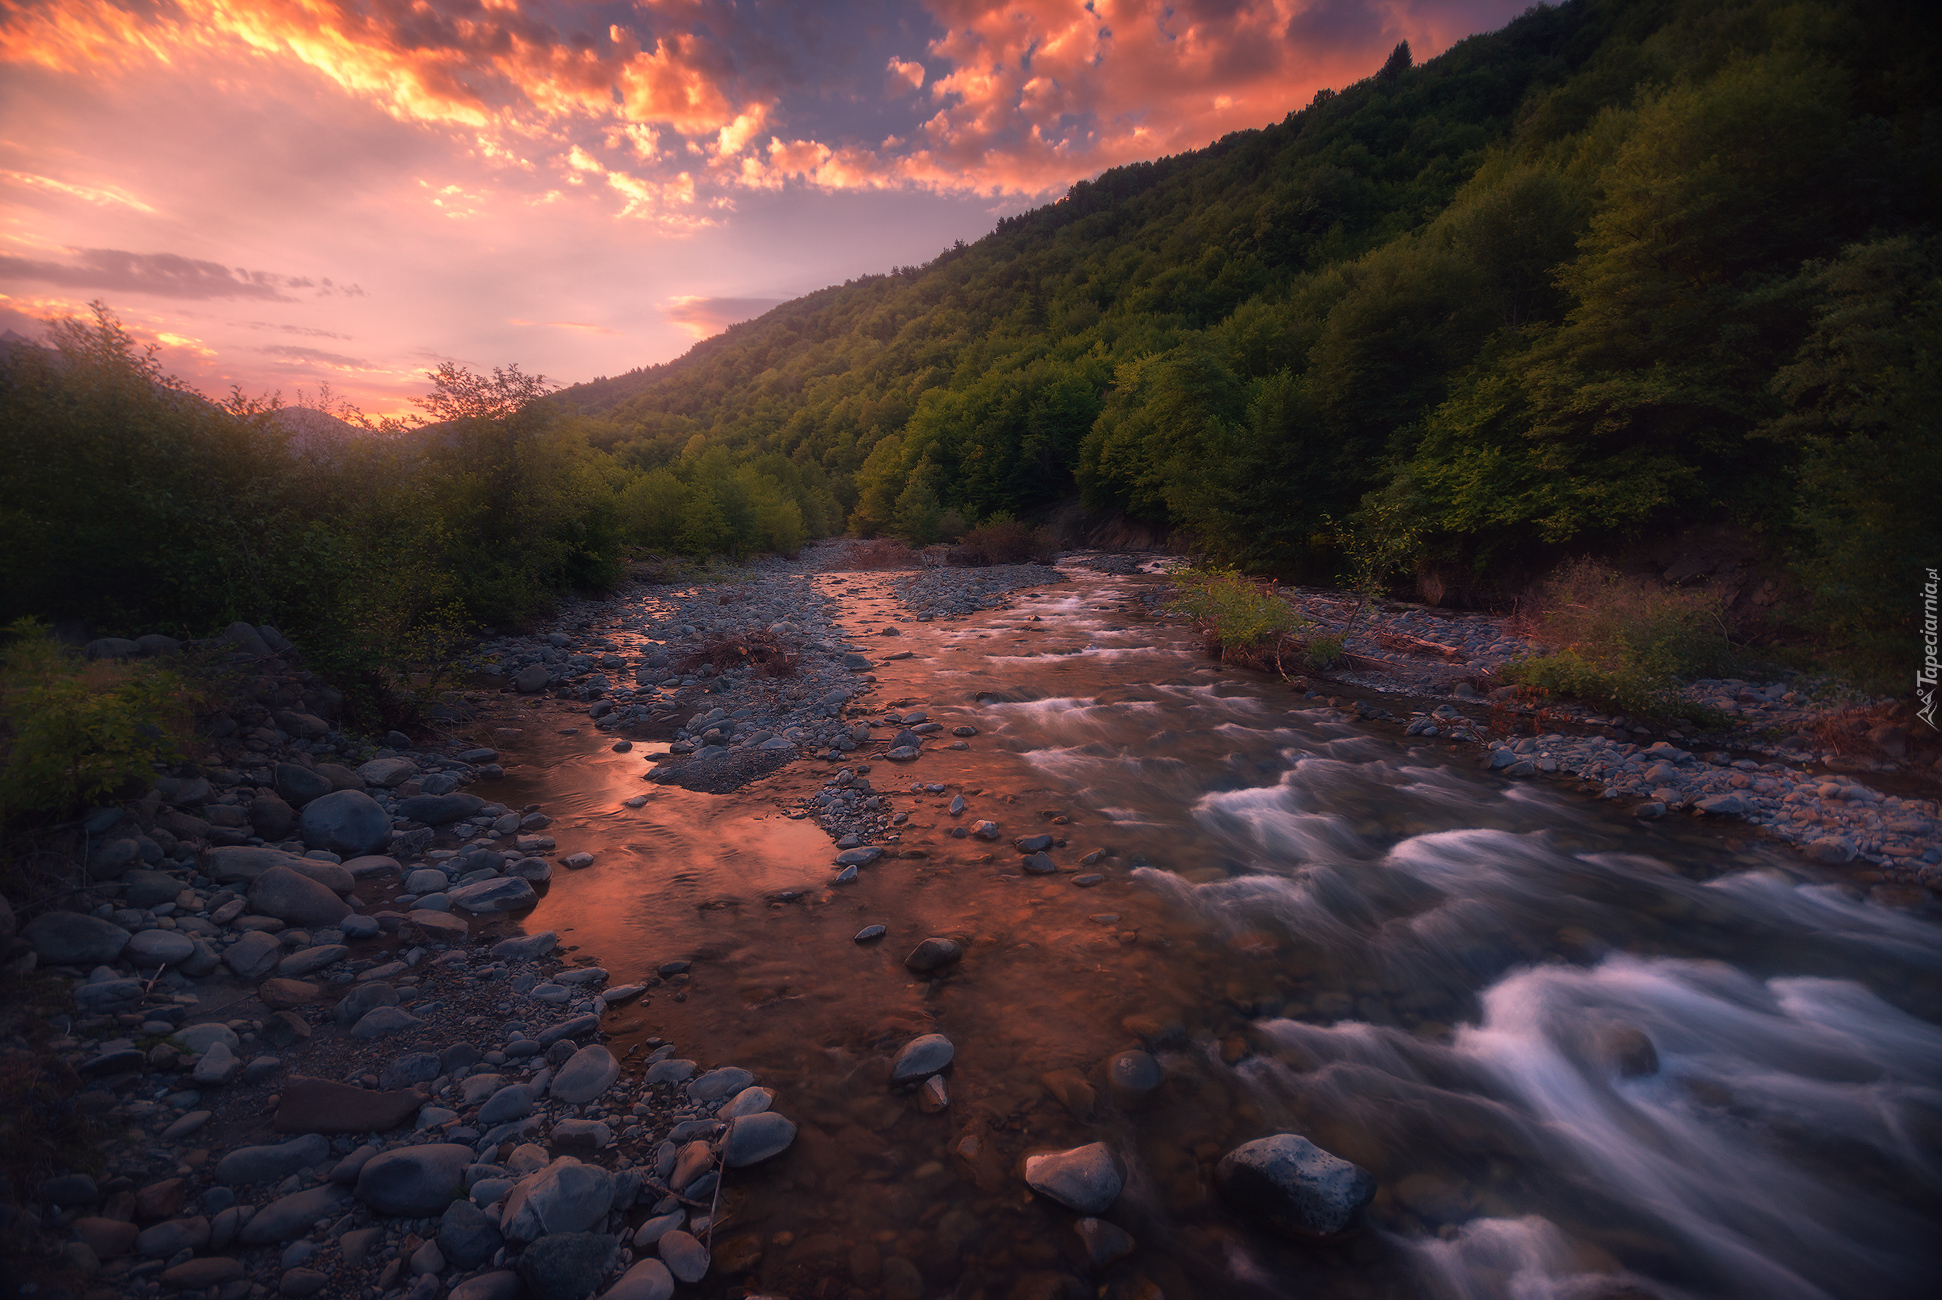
xmin=1760 ymin=234 xmax=1942 ymax=674
xmin=0 ymin=620 xmax=193 ymax=822
xmin=1305 ymin=635 xmax=1348 ymax=670
xmin=1169 ymin=565 xmax=1306 ymax=651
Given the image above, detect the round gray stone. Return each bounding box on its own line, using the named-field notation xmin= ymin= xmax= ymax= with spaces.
xmin=891 ymin=1033 xmax=954 ymax=1083
xmin=550 ymin=1045 xmax=620 ymax=1105
xmin=1024 ymin=1143 xmax=1123 ymax=1214
xmin=354 ymin=1143 xmax=474 ymax=1216
xmin=296 ymin=789 xmax=392 ymax=857
xmin=125 ymin=929 xmax=195 ymax=967
xmin=723 ymin=1111 xmax=797 ymax=1168
xmin=1214 ymin=1133 xmax=1376 ymax=1237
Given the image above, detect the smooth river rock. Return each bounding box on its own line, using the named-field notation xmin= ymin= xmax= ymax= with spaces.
xmin=1024 ymin=1143 xmax=1123 ymax=1214
xmin=356 ymin=1143 xmax=474 ymax=1216
xmin=295 ymin=788 xmax=393 ymax=857
xmin=1214 ymin=1133 xmax=1376 ymax=1238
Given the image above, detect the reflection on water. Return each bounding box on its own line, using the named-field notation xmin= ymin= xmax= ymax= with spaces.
xmin=491 ymin=569 xmax=1941 ymax=1300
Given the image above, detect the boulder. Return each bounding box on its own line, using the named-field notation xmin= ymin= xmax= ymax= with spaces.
xmin=273 ymin=1076 xmax=424 ymax=1134
xmin=438 ymin=1198 xmax=504 ymax=1268
xmin=297 ymin=789 xmax=392 ymax=857
xmin=216 ymin=1133 xmax=330 ymax=1185
xmin=657 ymin=1230 xmax=709 ymax=1284
xmin=492 ymin=932 xmax=557 ymax=962
xmin=238 ymin=1185 xmax=353 ymax=1243
xmin=334 ymin=981 xmax=400 ymax=1025
xmin=379 ymin=1051 xmax=442 ymax=1090
xmin=278 ymin=944 xmax=347 ymax=977
xmin=1023 ymin=1143 xmax=1123 ymax=1214
xmin=718 ymin=1086 xmax=773 ymax=1119
xmin=450 ymin=877 xmax=537 ymax=914
xmin=125 ymin=929 xmax=195 ymax=968
xmin=407 ymin=909 xmax=468 ymax=942
xmin=1214 ymin=1133 xmax=1376 ymax=1238
xmin=248 ymin=866 xmax=350 ymax=927
xmin=478 ymin=1084 xmax=536 ymax=1125
xmin=355 ymin=1143 xmax=474 ymax=1216
xmin=723 ymin=1112 xmax=797 ymax=1167
xmin=257 ymin=978 xmax=319 ymax=1010
xmin=120 ymin=869 xmax=184 ymax=908
xmin=358 ymin=757 xmax=418 ymax=788
xmin=23 ymin=912 xmax=130 ymax=964
xmin=313 ymin=761 xmax=364 ymax=790
xmin=513 ymin=664 xmax=550 ymax=694
xmin=891 ymin=1034 xmax=953 ymax=1083
xmin=274 ymin=763 xmax=335 ymax=808
xmin=249 ymin=796 xmax=296 ymax=839
xmin=904 ymin=937 xmax=962 ymax=974
xmin=499 ymin=1157 xmax=616 ymax=1242
xmin=550 ymin=1045 xmax=620 ymax=1105
xmin=222 ymin=930 xmax=282 ymax=979
xmin=517 ymin=1232 xmax=616 ymax=1300
xmin=686 ymin=1065 xmax=752 ymax=1103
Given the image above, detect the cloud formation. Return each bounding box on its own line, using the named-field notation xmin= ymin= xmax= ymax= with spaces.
xmin=0 ymin=249 xmax=329 ymax=300
xmin=0 ymin=0 xmax=1521 ymax=409
xmin=1 ymin=1 xmax=1518 ymax=209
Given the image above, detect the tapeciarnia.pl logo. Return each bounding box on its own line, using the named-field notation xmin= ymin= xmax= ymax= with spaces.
xmin=1921 ymin=567 xmax=1939 ymax=730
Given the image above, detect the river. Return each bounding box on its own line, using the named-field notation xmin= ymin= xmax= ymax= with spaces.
xmin=486 ymin=565 xmax=1942 ymax=1300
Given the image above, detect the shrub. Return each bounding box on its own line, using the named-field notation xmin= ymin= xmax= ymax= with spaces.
xmin=676 ymin=629 xmax=797 ymax=678
xmin=949 ymin=519 xmax=1058 ymax=567
xmin=1519 ymin=558 xmax=1735 ymax=680
xmin=835 ymin=539 xmax=920 ymax=570
xmin=1170 ymin=565 xmax=1308 ymax=672
xmin=1503 ymin=559 xmax=1738 ymax=721
xmin=1305 ymin=634 xmax=1348 ymax=670
xmin=0 ymin=620 xmax=197 ymax=823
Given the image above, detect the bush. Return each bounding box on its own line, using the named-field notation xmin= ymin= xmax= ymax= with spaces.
xmin=948 ymin=518 xmax=1058 ymax=566
xmin=1305 ymin=634 xmax=1348 ymax=670
xmin=676 ymin=629 xmax=797 ymax=678
xmin=1502 ymin=558 xmax=1737 ymax=720
xmin=834 ymin=539 xmax=920 ymax=570
xmin=1170 ymin=565 xmax=1307 ymax=670
xmin=0 ymin=620 xmax=196 ymax=823
xmin=1527 ymin=558 xmax=1735 ymax=680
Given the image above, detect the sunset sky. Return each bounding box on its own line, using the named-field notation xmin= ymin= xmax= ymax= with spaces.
xmin=0 ymin=0 xmax=1521 ymax=415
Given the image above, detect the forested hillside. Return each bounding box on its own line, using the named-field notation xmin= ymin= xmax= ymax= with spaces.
xmin=565 ymin=0 xmax=1938 ymax=658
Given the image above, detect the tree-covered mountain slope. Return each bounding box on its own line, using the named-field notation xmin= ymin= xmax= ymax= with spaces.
xmin=561 ymin=0 xmax=1936 ymax=649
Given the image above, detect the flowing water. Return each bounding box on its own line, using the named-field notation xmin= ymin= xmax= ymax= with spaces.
xmin=489 ymin=569 xmax=1942 ymax=1300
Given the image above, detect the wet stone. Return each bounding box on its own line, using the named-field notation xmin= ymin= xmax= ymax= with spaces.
xmin=517 ymin=1231 xmax=618 ymax=1300
xmin=658 ymin=1229 xmax=710 ymax=1284
xmin=904 ymin=937 xmax=962 ymax=973
xmin=1024 ymin=1143 xmax=1123 ymax=1214
xmin=891 ymin=1033 xmax=954 ymax=1083
xmin=1215 ymin=1133 xmax=1376 ymax=1238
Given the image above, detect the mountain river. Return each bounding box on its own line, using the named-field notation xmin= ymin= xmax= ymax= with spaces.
xmin=484 ymin=566 xmax=1942 ymax=1300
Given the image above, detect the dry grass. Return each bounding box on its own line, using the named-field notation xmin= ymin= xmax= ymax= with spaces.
xmin=676 ymin=628 xmax=798 ymax=678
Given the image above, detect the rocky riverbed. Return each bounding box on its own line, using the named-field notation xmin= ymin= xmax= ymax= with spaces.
xmin=5 ymin=541 xmax=1938 ymax=1300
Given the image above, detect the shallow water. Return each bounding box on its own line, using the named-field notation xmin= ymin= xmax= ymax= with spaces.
xmin=495 ymin=569 xmax=1942 ymax=1300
